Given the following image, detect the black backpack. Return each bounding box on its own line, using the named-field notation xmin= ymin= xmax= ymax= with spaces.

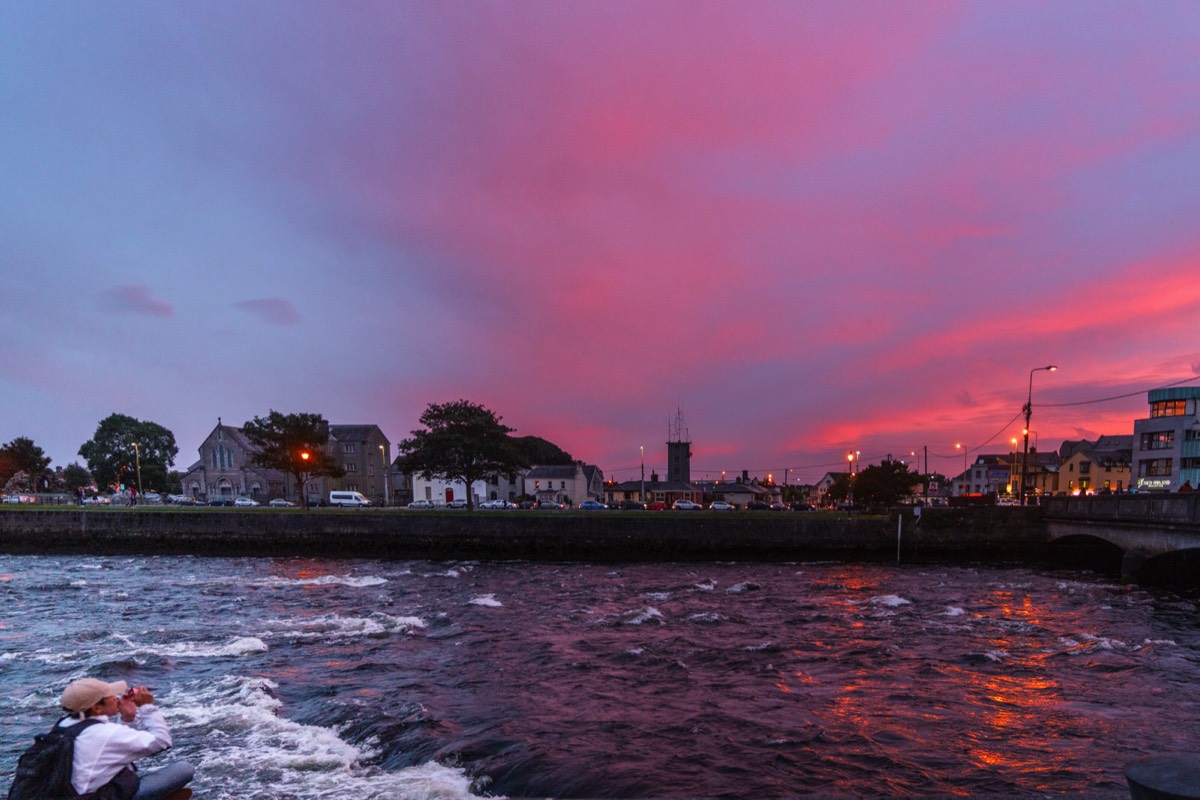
xmin=6 ymin=717 xmax=100 ymax=799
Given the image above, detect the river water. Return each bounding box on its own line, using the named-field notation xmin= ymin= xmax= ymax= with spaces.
xmin=1 ymin=554 xmax=1198 ymax=798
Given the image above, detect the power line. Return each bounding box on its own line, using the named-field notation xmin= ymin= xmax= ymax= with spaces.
xmin=1041 ymin=376 xmax=1200 ymax=408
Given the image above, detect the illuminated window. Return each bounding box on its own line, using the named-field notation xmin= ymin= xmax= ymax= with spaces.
xmin=1151 ymin=400 xmax=1187 ymax=417
xmin=1141 ymin=432 xmax=1175 ymax=450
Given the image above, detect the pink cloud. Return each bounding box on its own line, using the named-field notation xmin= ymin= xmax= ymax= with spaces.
xmin=103 ymin=284 xmax=173 ymax=318
xmin=234 ymin=298 xmax=302 ymax=326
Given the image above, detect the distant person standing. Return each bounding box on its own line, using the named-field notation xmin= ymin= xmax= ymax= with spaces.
xmin=57 ymin=678 xmax=194 ymax=800
xmin=1180 ymin=480 xmax=1194 ymax=493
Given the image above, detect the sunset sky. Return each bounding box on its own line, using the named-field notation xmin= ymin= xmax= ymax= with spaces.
xmin=3 ymin=2 xmax=1200 ymax=484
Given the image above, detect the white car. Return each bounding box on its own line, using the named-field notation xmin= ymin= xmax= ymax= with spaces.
xmin=673 ymin=499 xmax=701 ymax=510
xmin=234 ymin=497 xmax=260 ymax=507
xmin=709 ymin=501 xmax=735 ymax=511
xmin=407 ymin=499 xmax=436 ymax=509
xmin=479 ymin=499 xmax=514 ymax=509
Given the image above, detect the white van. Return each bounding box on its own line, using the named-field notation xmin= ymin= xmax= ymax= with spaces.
xmin=329 ymin=490 xmax=371 ymax=508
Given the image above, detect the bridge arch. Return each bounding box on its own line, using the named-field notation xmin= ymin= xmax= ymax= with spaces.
xmin=1046 ymin=533 xmax=1125 ymax=578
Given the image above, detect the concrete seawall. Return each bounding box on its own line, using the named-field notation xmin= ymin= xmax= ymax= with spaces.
xmin=0 ymin=507 xmax=1048 ymax=563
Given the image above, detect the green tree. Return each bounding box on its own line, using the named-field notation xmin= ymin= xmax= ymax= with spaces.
xmin=852 ymin=459 xmax=920 ymax=507
xmin=827 ymin=473 xmax=852 ymax=504
xmin=0 ymin=437 xmax=51 ymax=490
xmin=512 ymin=435 xmax=573 ymax=466
xmin=241 ymin=411 xmax=344 ymax=509
xmin=79 ymin=414 xmax=178 ymax=491
xmin=62 ymin=463 xmax=93 ymax=496
xmin=398 ymin=400 xmax=529 ymax=511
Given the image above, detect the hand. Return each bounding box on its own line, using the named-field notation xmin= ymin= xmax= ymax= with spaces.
xmin=125 ymin=686 xmax=155 ymax=706
xmin=117 ymin=694 xmax=137 ymax=723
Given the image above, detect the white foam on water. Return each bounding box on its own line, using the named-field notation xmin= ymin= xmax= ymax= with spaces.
xmin=870 ymin=594 xmax=912 ymax=608
xmin=689 ymin=612 xmax=724 ymax=623
xmin=263 ymin=613 xmax=426 ymax=641
xmin=622 ymin=607 xmax=664 ymax=625
xmin=725 ymin=581 xmax=760 ymax=593
xmin=645 ymin=592 xmax=671 ymax=602
xmin=115 ymin=634 xmax=270 ymax=658
xmin=468 ymin=594 xmax=502 ymax=607
xmin=694 ymin=580 xmax=716 ymax=591
xmin=249 ymin=574 xmax=389 ymax=589
xmin=943 ymin=606 xmax=966 ymax=616
xmin=162 ymin=676 xmax=481 ymax=799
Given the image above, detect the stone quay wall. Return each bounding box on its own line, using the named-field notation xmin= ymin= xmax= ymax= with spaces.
xmin=0 ymin=507 xmax=1047 ymax=564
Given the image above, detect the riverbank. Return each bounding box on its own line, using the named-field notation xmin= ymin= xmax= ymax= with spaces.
xmin=0 ymin=507 xmax=1047 ymax=563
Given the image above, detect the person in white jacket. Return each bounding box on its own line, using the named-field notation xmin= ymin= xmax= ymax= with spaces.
xmin=58 ymin=677 xmax=194 ymax=800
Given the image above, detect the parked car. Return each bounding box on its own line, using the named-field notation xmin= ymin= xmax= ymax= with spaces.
xmin=579 ymin=500 xmax=607 ymax=510
xmin=616 ymin=500 xmax=645 ymax=510
xmin=209 ymin=497 xmax=234 ymax=507
xmin=234 ymin=497 xmax=260 ymax=507
xmin=769 ymin=502 xmax=787 ymax=511
xmin=535 ymin=500 xmax=564 ymax=510
xmin=672 ymin=499 xmax=701 ymax=510
xmin=446 ymin=498 xmax=469 ymax=509
xmin=479 ymin=499 xmax=515 ymax=509
xmin=2 ymin=494 xmax=33 ymax=504
xmin=406 ymin=499 xmax=436 ymax=509
xmin=82 ymin=495 xmax=111 ymax=505
xmin=645 ymin=501 xmax=668 ymax=511
xmin=142 ymin=492 xmax=163 ymax=505
xmin=746 ymin=501 xmax=770 ymax=511
xmin=789 ymin=502 xmax=814 ymax=511
xmin=709 ymin=501 xmax=735 ymax=511
xmin=268 ymin=498 xmax=295 ymax=508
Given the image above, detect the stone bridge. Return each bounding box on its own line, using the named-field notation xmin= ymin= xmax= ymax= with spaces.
xmin=1042 ymin=494 xmax=1200 ymax=583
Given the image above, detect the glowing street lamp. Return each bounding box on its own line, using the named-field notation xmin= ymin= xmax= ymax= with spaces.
xmin=1020 ymin=365 xmax=1058 ymax=505
xmin=299 ymin=450 xmax=311 ymax=509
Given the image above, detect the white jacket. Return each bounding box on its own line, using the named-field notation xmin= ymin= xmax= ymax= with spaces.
xmin=59 ymin=707 xmax=172 ymax=795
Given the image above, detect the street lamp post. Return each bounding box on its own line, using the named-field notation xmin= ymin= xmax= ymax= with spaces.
xmin=640 ymin=446 xmax=645 ymax=505
xmin=299 ymin=451 xmax=311 ymax=509
xmin=1020 ymin=365 xmax=1058 ymax=506
xmin=380 ymin=444 xmax=389 ymax=507
xmin=133 ymin=442 xmax=143 ymax=501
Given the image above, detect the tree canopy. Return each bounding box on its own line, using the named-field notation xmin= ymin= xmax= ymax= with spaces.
xmin=62 ymin=463 xmax=94 ymax=496
xmin=241 ymin=411 xmax=344 ymax=509
xmin=0 ymin=437 xmax=51 ymax=490
xmin=78 ymin=414 xmax=177 ymax=491
xmin=512 ymin=435 xmax=573 ymax=466
xmin=852 ymin=459 xmax=920 ymax=507
xmin=398 ymin=400 xmax=529 ymax=510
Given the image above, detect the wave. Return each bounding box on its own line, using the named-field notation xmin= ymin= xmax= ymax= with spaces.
xmin=468 ymin=594 xmax=502 ymax=607
xmin=263 ymin=613 xmax=426 ymax=641
xmin=162 ymin=676 xmax=478 ymax=800
xmin=621 ymin=607 xmax=665 ymax=626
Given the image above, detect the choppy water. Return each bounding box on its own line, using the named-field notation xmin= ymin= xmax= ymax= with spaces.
xmin=2 ymin=554 xmax=1199 ymax=798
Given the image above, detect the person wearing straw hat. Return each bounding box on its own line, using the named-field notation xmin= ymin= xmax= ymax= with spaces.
xmin=57 ymin=677 xmax=194 ymax=800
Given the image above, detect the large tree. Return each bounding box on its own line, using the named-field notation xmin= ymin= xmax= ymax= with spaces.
xmin=62 ymin=463 xmax=94 ymax=496
xmin=852 ymin=459 xmax=920 ymax=508
xmin=241 ymin=411 xmax=344 ymax=509
xmin=512 ymin=435 xmax=573 ymax=466
xmin=398 ymin=400 xmax=529 ymax=510
xmin=79 ymin=414 xmax=178 ymax=492
xmin=0 ymin=437 xmax=50 ymax=490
